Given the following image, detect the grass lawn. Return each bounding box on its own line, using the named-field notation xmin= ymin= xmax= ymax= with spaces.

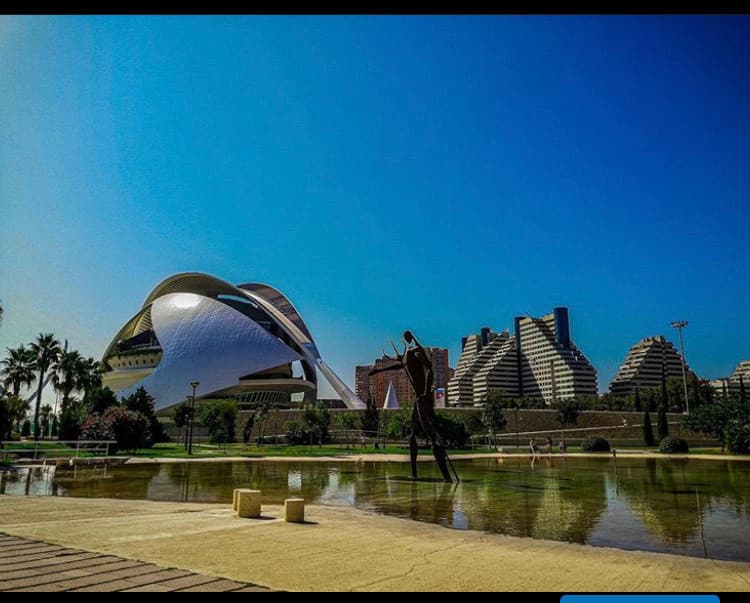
xmin=129 ymin=443 xmax=482 ymax=458
xmin=3 ymin=441 xmax=745 ymax=461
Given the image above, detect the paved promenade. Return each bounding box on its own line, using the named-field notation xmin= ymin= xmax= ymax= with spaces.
xmin=1 ymin=495 xmax=749 ymax=591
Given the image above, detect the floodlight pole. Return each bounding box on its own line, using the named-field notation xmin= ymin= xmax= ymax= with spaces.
xmin=670 ymin=321 xmax=690 ymax=415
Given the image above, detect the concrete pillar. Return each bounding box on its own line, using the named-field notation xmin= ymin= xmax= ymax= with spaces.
xmin=237 ymin=489 xmax=262 ymax=518
xmin=233 ymin=488 xmax=254 ymax=512
xmin=285 ymin=498 xmax=305 ymax=523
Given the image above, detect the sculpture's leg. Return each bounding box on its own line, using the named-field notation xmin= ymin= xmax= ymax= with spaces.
xmin=418 ymin=403 xmax=453 ymax=483
xmin=409 ymin=432 xmax=419 ymax=480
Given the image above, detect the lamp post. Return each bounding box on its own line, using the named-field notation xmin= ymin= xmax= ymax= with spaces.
xmin=670 ymin=321 xmax=690 ymax=415
xmin=187 ymin=381 xmax=200 ymax=455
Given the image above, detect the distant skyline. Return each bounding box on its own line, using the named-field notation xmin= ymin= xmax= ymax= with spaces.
xmin=1 ymin=16 xmax=749 ymax=402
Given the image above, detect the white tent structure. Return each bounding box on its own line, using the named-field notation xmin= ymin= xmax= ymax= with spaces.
xmin=382 ymin=380 xmax=400 ymax=409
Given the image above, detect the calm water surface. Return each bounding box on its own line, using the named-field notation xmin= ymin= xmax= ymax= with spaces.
xmin=2 ymin=456 xmax=749 ymax=562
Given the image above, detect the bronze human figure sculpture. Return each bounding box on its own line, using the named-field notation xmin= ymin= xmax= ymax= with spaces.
xmin=370 ymin=331 xmax=454 ymax=482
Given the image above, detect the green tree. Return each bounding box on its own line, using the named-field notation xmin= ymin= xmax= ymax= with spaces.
xmin=29 ymin=334 xmax=62 ymax=440
xmin=1 ymin=346 xmax=35 ymax=397
xmin=336 ymin=412 xmax=360 ymax=447
xmin=657 ymin=366 xmax=670 ymax=440
xmin=85 ymin=387 xmax=119 ymax=415
xmin=686 ymin=399 xmax=731 ymax=452
xmin=642 ymin=409 xmax=655 ymax=446
xmin=52 ymin=349 xmax=83 ymax=416
xmin=254 ymin=399 xmax=271 ymax=446
xmin=633 ymin=388 xmax=642 ymax=413
xmin=553 ymin=399 xmax=580 ymax=447
xmin=0 ymin=395 xmax=12 ymax=440
xmin=21 ymin=420 xmax=31 ymax=437
xmin=657 ymin=403 xmax=669 ymax=440
xmin=172 ymin=401 xmax=193 ymax=448
xmin=242 ymin=412 xmax=255 ymax=445
xmin=121 ymin=387 xmax=166 ymax=444
xmin=301 ymin=400 xmax=332 ymax=445
xmin=39 ymin=404 xmax=53 ymax=439
xmin=361 ymin=397 xmax=380 ymax=437
xmin=197 ymin=400 xmax=238 ymax=445
xmin=740 ymin=375 xmax=747 ymax=405
xmin=481 ymin=390 xmax=507 ymax=450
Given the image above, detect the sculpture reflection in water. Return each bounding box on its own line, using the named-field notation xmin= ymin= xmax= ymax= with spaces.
xmin=369 ymin=331 xmax=456 ymax=482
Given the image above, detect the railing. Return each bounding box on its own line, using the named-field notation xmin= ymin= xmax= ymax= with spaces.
xmin=0 ymin=440 xmax=118 ymax=463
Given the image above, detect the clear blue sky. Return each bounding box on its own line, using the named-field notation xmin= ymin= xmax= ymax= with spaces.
xmin=1 ymin=15 xmax=748 ymax=401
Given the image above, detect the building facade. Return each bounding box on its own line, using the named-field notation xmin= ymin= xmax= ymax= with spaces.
xmin=356 ymin=347 xmax=450 ymax=407
xmin=448 ymin=307 xmax=597 ymax=405
xmin=609 ymin=335 xmax=694 ymax=396
xmin=515 ymin=307 xmax=598 ymax=403
xmin=101 ymin=272 xmax=365 ymax=411
xmin=710 ymin=359 xmax=750 ymax=397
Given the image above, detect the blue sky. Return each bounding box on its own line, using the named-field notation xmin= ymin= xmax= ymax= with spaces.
xmin=1 ymin=15 xmax=748 ymax=401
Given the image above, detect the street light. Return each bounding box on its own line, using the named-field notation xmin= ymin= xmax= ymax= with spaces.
xmin=670 ymin=321 xmax=690 ymax=414
xmin=187 ymin=381 xmax=200 ymax=455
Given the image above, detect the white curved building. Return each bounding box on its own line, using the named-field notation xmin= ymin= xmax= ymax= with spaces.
xmin=101 ymin=273 xmax=365 ymax=411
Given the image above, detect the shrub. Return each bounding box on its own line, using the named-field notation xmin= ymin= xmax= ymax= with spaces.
xmin=658 ymin=435 xmax=689 ymax=454
xmin=21 ymin=420 xmax=31 ymax=437
xmin=285 ymin=421 xmax=308 ymax=445
xmin=434 ymin=414 xmax=469 ymax=449
xmin=724 ymin=419 xmax=750 ymax=454
xmin=581 ymin=437 xmax=610 ymax=452
xmin=80 ymin=407 xmax=151 ymax=453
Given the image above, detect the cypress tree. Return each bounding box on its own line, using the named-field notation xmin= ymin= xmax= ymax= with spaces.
xmin=643 ymin=409 xmax=655 ymax=446
xmin=634 ymin=388 xmax=642 ymax=412
xmin=661 ymin=364 xmax=669 ymax=411
xmin=657 ymin=403 xmax=669 ymax=440
xmin=740 ymin=375 xmax=747 ymax=405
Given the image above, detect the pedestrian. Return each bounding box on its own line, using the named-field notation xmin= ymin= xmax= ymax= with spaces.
xmin=529 ymin=438 xmax=537 ymax=455
xmin=559 ymin=439 xmax=566 ymax=453
xmin=546 ymin=436 xmax=553 ymax=454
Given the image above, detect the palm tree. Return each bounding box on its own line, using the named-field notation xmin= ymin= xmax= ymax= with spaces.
xmin=1 ymin=346 xmax=35 ymax=396
xmin=29 ymin=334 xmax=62 ymax=440
xmin=77 ymin=357 xmax=103 ymax=394
xmin=52 ymin=349 xmax=83 ymax=415
xmin=40 ymin=404 xmax=53 ymax=439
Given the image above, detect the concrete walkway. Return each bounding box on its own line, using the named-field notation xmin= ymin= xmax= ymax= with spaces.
xmin=0 ymin=533 xmax=268 ymax=592
xmin=1 ymin=495 xmax=749 ymax=591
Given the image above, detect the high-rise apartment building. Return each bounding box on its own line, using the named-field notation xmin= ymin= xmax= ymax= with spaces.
xmin=609 ymin=335 xmax=694 ymax=396
xmin=355 ymin=365 xmax=374 ymax=402
xmin=356 ymin=347 xmax=450 ymax=407
xmin=448 ymin=307 xmax=597 ymax=405
xmin=515 ymin=307 xmax=597 ymax=402
xmin=710 ymin=359 xmax=750 ymax=397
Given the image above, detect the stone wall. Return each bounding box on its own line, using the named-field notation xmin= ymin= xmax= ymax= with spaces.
xmin=161 ymin=407 xmax=717 ymax=446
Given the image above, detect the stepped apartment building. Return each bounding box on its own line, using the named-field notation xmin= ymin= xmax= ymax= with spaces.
xmin=609 ymin=335 xmax=694 ymax=396
xmin=448 ymin=307 xmax=597 ymax=405
xmin=710 ymin=359 xmax=750 ymax=397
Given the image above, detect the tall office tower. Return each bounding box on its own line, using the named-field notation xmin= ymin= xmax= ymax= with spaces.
xmin=426 ymin=347 xmax=450 ymax=390
xmin=355 ymin=364 xmax=374 ymax=402
xmin=515 ymin=307 xmax=598 ymax=404
xmin=371 ymin=354 xmax=415 ymax=407
xmin=609 ymin=335 xmax=695 ymax=396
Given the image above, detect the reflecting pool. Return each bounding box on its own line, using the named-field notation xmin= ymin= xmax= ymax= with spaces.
xmin=2 ymin=456 xmax=749 ymax=562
